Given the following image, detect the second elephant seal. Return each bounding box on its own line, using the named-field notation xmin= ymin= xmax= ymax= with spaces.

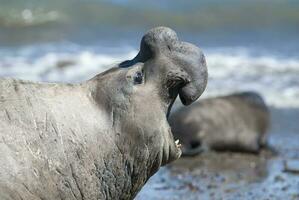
xmin=169 ymin=91 xmax=270 ymax=156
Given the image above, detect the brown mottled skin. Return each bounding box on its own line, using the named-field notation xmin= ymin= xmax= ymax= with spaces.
xmin=0 ymin=27 xmax=207 ymax=199
xmin=170 ymin=92 xmax=270 ymax=156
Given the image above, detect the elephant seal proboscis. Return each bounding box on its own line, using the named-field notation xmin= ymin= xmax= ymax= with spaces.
xmin=0 ymin=27 xmax=207 ymax=199
xmin=169 ymin=91 xmax=270 ymax=156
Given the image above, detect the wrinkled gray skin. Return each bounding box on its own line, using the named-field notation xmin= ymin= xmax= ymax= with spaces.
xmin=170 ymin=92 xmax=270 ymax=156
xmin=0 ymin=27 xmax=207 ymax=200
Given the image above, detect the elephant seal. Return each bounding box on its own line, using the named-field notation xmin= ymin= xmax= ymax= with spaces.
xmin=0 ymin=27 xmax=207 ymax=199
xmin=169 ymin=91 xmax=270 ymax=156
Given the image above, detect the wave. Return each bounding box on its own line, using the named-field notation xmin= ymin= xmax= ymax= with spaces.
xmin=0 ymin=8 xmax=62 ymax=28
xmin=204 ymin=48 xmax=299 ymax=108
xmin=0 ymin=45 xmax=298 ymax=108
xmin=0 ymin=44 xmax=137 ymax=82
xmin=1 ymin=1 xmax=298 ymax=29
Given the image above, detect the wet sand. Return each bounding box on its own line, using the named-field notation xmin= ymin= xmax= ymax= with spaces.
xmin=136 ymin=107 xmax=299 ymax=200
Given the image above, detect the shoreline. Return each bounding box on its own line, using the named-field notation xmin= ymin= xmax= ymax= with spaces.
xmin=136 ymin=107 xmax=299 ymax=199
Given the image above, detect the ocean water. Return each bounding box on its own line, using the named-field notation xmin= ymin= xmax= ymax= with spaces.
xmin=0 ymin=0 xmax=299 ymax=109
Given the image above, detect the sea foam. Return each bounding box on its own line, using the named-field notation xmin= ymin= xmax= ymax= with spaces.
xmin=0 ymin=45 xmax=298 ymax=108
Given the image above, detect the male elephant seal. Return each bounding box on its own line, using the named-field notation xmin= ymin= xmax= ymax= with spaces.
xmin=0 ymin=27 xmax=207 ymax=200
xmin=169 ymin=91 xmax=270 ymax=156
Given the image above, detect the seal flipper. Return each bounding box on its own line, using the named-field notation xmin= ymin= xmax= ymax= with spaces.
xmin=182 ymin=146 xmax=204 ymax=157
xmin=181 ymin=141 xmax=209 ymax=157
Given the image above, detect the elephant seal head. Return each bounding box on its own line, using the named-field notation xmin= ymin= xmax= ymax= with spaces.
xmin=89 ymin=27 xmax=207 ymax=176
xmin=121 ymin=26 xmax=208 ymax=107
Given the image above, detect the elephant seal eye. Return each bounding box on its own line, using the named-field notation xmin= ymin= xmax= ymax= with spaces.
xmin=133 ymin=71 xmax=143 ymax=84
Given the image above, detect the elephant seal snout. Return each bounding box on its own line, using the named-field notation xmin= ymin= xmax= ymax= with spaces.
xmin=120 ymin=27 xmax=208 ymax=108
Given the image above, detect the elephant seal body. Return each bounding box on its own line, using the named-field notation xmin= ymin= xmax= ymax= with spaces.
xmin=169 ymin=92 xmax=270 ymax=156
xmin=0 ymin=27 xmax=207 ymax=199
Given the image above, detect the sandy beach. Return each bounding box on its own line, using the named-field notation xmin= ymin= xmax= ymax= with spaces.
xmin=137 ymin=107 xmax=299 ymax=200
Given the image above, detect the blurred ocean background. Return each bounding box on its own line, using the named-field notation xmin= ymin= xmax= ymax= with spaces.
xmin=0 ymin=0 xmax=299 ymax=108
